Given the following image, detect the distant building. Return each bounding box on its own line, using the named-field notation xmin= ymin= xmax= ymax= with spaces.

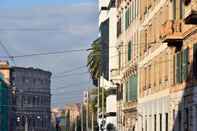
xmin=51 ymin=108 xmax=64 ymax=131
xmin=64 ymin=104 xmax=80 ymax=131
xmin=10 ymin=67 xmax=52 ymax=131
xmin=0 ymin=61 xmax=16 ymax=131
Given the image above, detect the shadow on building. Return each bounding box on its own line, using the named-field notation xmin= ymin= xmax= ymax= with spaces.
xmin=171 ymin=33 xmax=197 ymax=131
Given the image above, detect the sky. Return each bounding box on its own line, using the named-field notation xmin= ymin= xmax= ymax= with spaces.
xmin=0 ymin=0 xmax=98 ymax=108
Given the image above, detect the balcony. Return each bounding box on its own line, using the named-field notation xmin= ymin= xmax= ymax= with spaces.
xmin=160 ymin=20 xmax=183 ymax=46
xmin=184 ymin=0 xmax=197 ymax=24
xmin=123 ymin=100 xmax=137 ymax=112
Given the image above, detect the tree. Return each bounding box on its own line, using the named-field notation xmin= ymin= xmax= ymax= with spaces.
xmin=87 ymin=38 xmax=101 ymax=86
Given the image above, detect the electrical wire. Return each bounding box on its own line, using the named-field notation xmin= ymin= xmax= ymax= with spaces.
xmin=51 ymin=81 xmax=90 ymax=90
xmin=0 ymin=41 xmax=164 ymax=59
xmin=53 ymin=65 xmax=87 ymax=76
xmin=51 ymin=71 xmax=89 ymax=79
xmin=0 ymin=41 xmax=16 ymax=65
xmin=0 ymin=48 xmax=91 ymax=59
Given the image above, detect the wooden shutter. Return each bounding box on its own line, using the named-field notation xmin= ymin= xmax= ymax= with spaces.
xmin=182 ymin=48 xmax=189 ymax=81
xmin=125 ymin=81 xmax=128 ymax=102
xmin=128 ymin=42 xmax=131 ymax=61
xmin=128 ymin=77 xmax=132 ymax=101
xmin=128 ymin=75 xmax=138 ymax=101
xmin=176 ymin=52 xmax=182 ymax=83
xmin=131 ymin=74 xmax=138 ymax=99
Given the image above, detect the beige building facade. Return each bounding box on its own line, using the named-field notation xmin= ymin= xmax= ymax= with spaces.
xmin=114 ymin=0 xmax=197 ymax=131
xmin=116 ymin=0 xmax=139 ymax=130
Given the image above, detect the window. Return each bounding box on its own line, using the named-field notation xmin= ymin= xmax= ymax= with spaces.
xmin=193 ymin=44 xmax=197 ymax=78
xmin=128 ymin=75 xmax=138 ymax=101
xmin=165 ymin=113 xmax=168 ymax=131
xmin=128 ymin=41 xmax=132 ymax=61
xmin=117 ymin=18 xmax=122 ymax=37
xmin=184 ymin=108 xmax=189 ymax=131
xmin=145 ymin=118 xmax=148 ymax=131
xmin=173 ymin=0 xmax=183 ymax=19
xmin=172 ymin=0 xmax=176 ymax=20
xmin=160 ymin=114 xmax=162 ymax=131
xmin=173 ymin=109 xmax=176 ymax=121
xmin=175 ymin=48 xmax=189 ymax=83
xmin=125 ymin=8 xmax=130 ymax=29
xmin=176 ymin=51 xmax=182 ymax=83
xmin=125 ymin=82 xmax=128 ymax=102
xmin=119 ymin=50 xmax=121 ymax=69
xmin=182 ymin=48 xmax=189 ymax=80
xmin=154 ymin=114 xmax=157 ymax=131
xmin=178 ymin=111 xmax=182 ymax=131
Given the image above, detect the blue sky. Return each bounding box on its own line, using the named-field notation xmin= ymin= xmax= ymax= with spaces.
xmin=0 ymin=0 xmax=95 ymax=7
xmin=0 ymin=0 xmax=98 ymax=108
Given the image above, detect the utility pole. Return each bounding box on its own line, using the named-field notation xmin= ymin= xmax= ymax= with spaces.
xmin=97 ymin=79 xmax=100 ymax=117
xmin=91 ymin=112 xmax=94 ymax=131
xmin=81 ymin=103 xmax=84 ymax=131
xmin=86 ymin=92 xmax=89 ymax=131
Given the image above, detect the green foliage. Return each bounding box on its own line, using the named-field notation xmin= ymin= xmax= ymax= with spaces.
xmin=87 ymin=38 xmax=101 ymax=82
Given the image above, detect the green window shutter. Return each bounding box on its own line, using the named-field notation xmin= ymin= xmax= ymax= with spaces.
xmin=125 ymin=81 xmax=128 ymax=102
xmin=128 ymin=75 xmax=138 ymax=101
xmin=176 ymin=52 xmax=182 ymax=83
xmin=125 ymin=9 xmax=129 ymax=29
xmin=128 ymin=77 xmax=131 ymax=101
xmin=182 ymin=48 xmax=189 ymax=81
xmin=128 ymin=42 xmax=131 ymax=61
xmin=131 ymin=75 xmax=137 ymax=100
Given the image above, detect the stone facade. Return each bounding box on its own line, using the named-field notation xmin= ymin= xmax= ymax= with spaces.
xmin=116 ymin=0 xmax=139 ymax=130
xmin=10 ymin=67 xmax=51 ymax=131
xmin=114 ymin=0 xmax=197 ymax=131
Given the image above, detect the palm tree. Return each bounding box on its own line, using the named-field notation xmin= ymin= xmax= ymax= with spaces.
xmin=87 ymin=37 xmax=101 ymax=86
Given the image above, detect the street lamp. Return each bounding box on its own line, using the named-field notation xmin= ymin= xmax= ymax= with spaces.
xmin=37 ymin=116 xmax=41 ymax=119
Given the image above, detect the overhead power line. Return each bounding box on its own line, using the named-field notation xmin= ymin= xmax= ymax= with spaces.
xmin=52 ymin=81 xmax=90 ymax=90
xmin=0 ymin=41 xmax=16 ymax=65
xmin=0 ymin=48 xmax=91 ymax=59
xmin=54 ymin=65 xmax=87 ymax=76
xmin=52 ymin=71 xmax=89 ymax=79
xmin=0 ymin=41 xmax=164 ymax=59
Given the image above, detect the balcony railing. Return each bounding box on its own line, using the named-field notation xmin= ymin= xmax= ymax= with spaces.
xmin=160 ymin=20 xmax=183 ymax=45
xmin=184 ymin=0 xmax=197 ymax=24
xmin=123 ymin=100 xmax=137 ymax=111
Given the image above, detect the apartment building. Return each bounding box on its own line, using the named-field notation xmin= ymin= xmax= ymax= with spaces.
xmin=113 ymin=0 xmax=197 ymax=131
xmin=98 ymin=0 xmax=118 ymax=130
xmin=137 ymin=0 xmax=197 ymax=131
xmin=116 ymin=0 xmax=140 ymax=130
